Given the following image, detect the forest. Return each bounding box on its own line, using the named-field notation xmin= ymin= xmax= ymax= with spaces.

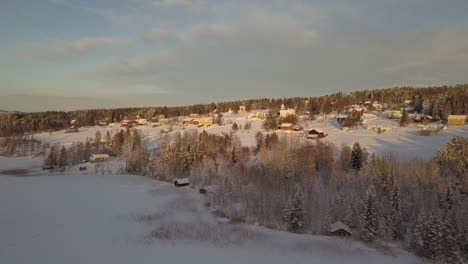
xmin=1 ymin=84 xmax=467 ymax=136
xmin=36 ymin=127 xmax=468 ymax=264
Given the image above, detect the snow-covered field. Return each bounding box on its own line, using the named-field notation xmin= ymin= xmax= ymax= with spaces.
xmin=33 ymin=111 xmax=468 ymax=160
xmin=0 ymin=156 xmax=423 ymax=264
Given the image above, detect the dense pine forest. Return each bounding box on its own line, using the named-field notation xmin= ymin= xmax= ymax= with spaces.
xmin=1 ymin=85 xmax=467 ymax=137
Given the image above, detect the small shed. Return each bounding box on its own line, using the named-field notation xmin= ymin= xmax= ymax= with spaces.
xmin=329 ymin=221 xmax=352 ymax=237
xmin=174 ymin=178 xmax=190 ymax=187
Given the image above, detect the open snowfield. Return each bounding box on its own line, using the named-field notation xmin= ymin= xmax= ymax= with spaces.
xmin=0 ymin=156 xmax=424 ymax=264
xmin=33 ymin=111 xmax=468 ymax=160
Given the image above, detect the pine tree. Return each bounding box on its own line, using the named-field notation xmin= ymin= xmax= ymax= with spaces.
xmin=283 ymin=187 xmax=305 ymax=233
xmin=214 ymin=114 xmax=222 ymax=125
xmin=441 ymin=186 xmax=455 ymax=212
xmin=351 ymin=142 xmax=363 ymax=172
xmin=390 ymin=184 xmax=401 ymax=240
xmin=255 ymin=132 xmax=264 ymax=151
xmin=45 ymin=144 xmax=59 ymax=167
xmin=58 ymin=145 xmax=68 ymax=167
xmin=361 ymin=185 xmax=378 ymax=242
xmin=232 ymin=122 xmax=238 ymax=131
xmin=400 ymin=108 xmax=410 ymax=127
xmin=264 ymin=112 xmax=278 ymax=131
xmin=148 ymin=153 xmax=159 ymax=177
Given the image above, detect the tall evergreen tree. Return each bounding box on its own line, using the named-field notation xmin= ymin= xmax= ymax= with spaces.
xmin=45 ymin=144 xmax=59 ymax=167
xmin=58 ymin=145 xmax=68 ymax=167
xmin=351 ymin=142 xmax=363 ymax=172
xmin=400 ymin=108 xmax=410 ymax=127
xmin=284 ymin=187 xmax=305 ymax=233
xmin=361 ymin=185 xmax=378 ymax=242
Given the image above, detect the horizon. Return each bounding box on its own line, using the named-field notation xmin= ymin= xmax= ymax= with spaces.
xmin=2 ymin=0 xmax=468 ymax=112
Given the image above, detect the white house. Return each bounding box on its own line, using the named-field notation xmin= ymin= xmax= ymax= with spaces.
xmin=280 ymin=104 xmax=296 ymax=118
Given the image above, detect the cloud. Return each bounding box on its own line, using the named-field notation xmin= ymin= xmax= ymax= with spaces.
xmin=152 ymin=0 xmax=192 ymax=8
xmin=27 ymin=36 xmax=132 ymax=60
xmin=142 ymin=26 xmax=180 ymax=42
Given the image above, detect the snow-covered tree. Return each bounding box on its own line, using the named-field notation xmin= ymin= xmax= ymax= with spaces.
xmin=351 ymin=142 xmax=363 ymax=172
xmin=400 ymin=108 xmax=410 ymax=127
xmin=58 ymin=145 xmax=68 ymax=168
xmin=361 ymin=185 xmax=378 ymax=242
xmin=284 ymin=187 xmax=305 ymax=233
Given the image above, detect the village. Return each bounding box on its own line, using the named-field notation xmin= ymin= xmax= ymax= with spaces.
xmin=45 ymin=98 xmax=468 ymax=163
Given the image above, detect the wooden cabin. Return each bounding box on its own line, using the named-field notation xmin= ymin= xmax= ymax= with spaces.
xmin=306 ymin=128 xmax=327 ymax=139
xmin=329 ymin=221 xmax=352 ymax=237
xmin=174 ymin=178 xmax=190 ymax=187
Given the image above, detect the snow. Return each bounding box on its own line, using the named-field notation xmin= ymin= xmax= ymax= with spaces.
xmin=32 ymin=111 xmax=468 ymax=160
xmin=0 ymin=157 xmax=424 ymax=264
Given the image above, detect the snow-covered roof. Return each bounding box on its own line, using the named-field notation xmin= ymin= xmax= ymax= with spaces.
xmin=309 ymin=128 xmax=324 ymax=133
xmin=91 ymin=154 xmax=109 ymax=159
xmin=448 ymin=115 xmax=467 ymax=119
xmin=280 ymin=123 xmax=293 ymax=127
xmin=174 ymin=178 xmax=190 ymax=184
xmin=330 ymin=221 xmax=352 ymax=234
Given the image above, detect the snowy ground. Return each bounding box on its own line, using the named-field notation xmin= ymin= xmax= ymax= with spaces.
xmin=0 ymin=157 xmax=424 ymax=264
xmin=32 ymin=111 xmax=468 ymax=160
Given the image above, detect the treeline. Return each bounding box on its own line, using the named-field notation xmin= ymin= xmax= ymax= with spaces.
xmin=1 ymin=85 xmax=468 ymax=136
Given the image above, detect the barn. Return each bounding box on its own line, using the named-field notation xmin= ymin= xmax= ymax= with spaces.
xmin=279 ymin=123 xmax=294 ymax=131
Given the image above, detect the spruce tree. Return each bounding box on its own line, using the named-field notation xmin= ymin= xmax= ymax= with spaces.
xmin=58 ymin=145 xmax=68 ymax=167
xmin=390 ymin=184 xmax=401 ymax=240
xmin=232 ymin=122 xmax=238 ymax=131
xmin=283 ymin=187 xmax=305 ymax=233
xmin=361 ymin=185 xmax=378 ymax=242
xmin=255 ymin=132 xmax=264 ymax=151
xmin=351 ymin=142 xmax=363 ymax=172
xmin=45 ymin=144 xmax=59 ymax=167
xmin=400 ymin=108 xmax=410 ymax=127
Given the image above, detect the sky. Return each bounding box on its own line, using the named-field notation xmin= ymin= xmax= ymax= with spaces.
xmin=1 ymin=0 xmax=468 ymax=112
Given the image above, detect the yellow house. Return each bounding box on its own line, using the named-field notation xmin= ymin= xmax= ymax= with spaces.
xmin=198 ymin=118 xmax=214 ymax=127
xmin=448 ymin=115 xmax=467 ymax=126
xmin=388 ymin=110 xmax=402 ymax=119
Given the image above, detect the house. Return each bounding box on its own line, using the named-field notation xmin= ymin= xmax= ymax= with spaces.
xmin=248 ymin=112 xmax=269 ymax=120
xmin=414 ymin=115 xmax=434 ymax=123
xmin=90 ymin=154 xmax=110 ymax=163
xmin=174 ymin=178 xmax=190 ymax=187
xmin=65 ymin=126 xmax=79 ymax=133
xmin=279 ymin=123 xmax=294 ymax=131
xmin=121 ymin=118 xmax=138 ymax=128
xmin=293 ymin=125 xmax=303 ymax=131
xmin=98 ymin=120 xmax=108 ymax=127
xmin=228 ymin=108 xmax=233 ymax=114
xmin=306 ymin=128 xmax=327 ymax=139
xmin=448 ymin=115 xmax=467 ymax=126
xmin=388 ymin=110 xmax=402 ymax=119
xmin=329 ymin=221 xmax=352 ymax=237
xmin=280 ymin=104 xmax=296 ymax=118
xmin=349 ymin=105 xmax=365 ymax=116
xmin=189 ymin=113 xmax=200 ymax=118
xmin=159 ymin=118 xmax=170 ymax=125
xmin=198 ymin=118 xmax=214 ymax=127
xmin=239 ymin=105 xmax=246 ymax=113
xmin=372 ymin=102 xmax=383 ymax=111
xmin=136 ymin=118 xmax=148 ymax=125
xmin=182 ymin=118 xmax=195 ymax=125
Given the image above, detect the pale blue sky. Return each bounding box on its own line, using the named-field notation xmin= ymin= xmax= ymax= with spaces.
xmin=1 ymin=0 xmax=468 ymax=112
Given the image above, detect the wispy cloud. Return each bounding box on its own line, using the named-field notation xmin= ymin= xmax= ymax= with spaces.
xmin=26 ymin=36 xmax=132 ymax=60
